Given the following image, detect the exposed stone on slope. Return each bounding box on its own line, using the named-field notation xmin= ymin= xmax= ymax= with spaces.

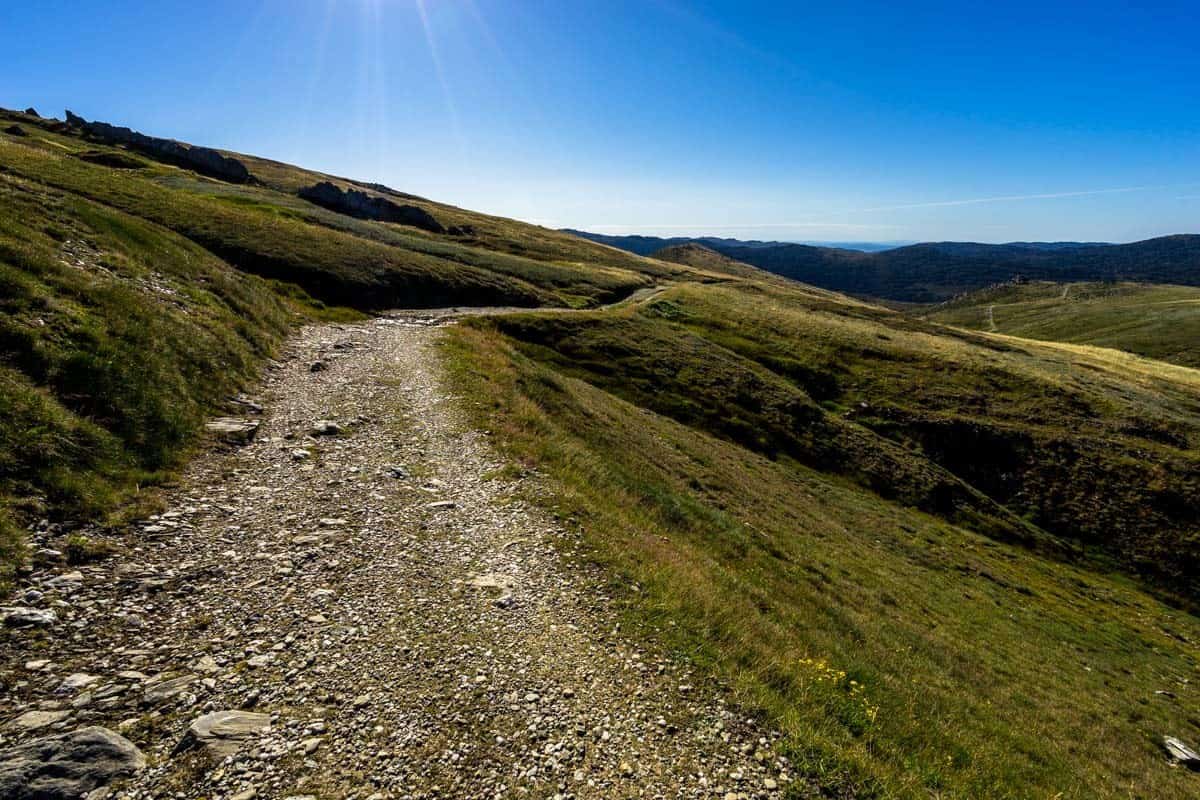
xmin=298 ymin=181 xmax=446 ymax=233
xmin=64 ymin=110 xmax=253 ymax=183
xmin=1164 ymin=735 xmax=1200 ymax=769
xmin=11 ymin=710 xmax=71 ymax=731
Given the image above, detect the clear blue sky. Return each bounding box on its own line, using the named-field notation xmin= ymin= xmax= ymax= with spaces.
xmin=3 ymin=1 xmax=1198 ymax=242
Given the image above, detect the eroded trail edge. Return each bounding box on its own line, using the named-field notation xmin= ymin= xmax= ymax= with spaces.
xmin=4 ymin=315 xmax=788 ymax=800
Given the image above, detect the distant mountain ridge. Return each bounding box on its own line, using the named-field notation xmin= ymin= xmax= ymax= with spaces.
xmin=568 ymin=230 xmax=1200 ymax=301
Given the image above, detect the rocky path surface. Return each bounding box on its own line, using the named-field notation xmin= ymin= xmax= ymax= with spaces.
xmin=1 ymin=314 xmax=789 ymax=799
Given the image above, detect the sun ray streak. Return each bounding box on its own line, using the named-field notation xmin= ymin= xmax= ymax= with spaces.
xmin=415 ymin=0 xmax=467 ymax=164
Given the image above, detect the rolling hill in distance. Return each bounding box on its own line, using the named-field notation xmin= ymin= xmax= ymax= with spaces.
xmin=924 ymin=280 xmax=1200 ymax=368
xmin=570 ymin=229 xmax=1200 ymax=302
xmin=3 ymin=108 xmax=1200 ymax=799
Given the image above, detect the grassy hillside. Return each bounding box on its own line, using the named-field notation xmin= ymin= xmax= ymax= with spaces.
xmin=925 ymin=280 xmax=1200 ymax=368
xmin=445 ymin=280 xmax=1200 ymax=798
xmin=0 ymin=107 xmax=683 ymax=587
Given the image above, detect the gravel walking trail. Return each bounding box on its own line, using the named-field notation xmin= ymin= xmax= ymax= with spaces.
xmin=2 ymin=313 xmax=790 ymax=800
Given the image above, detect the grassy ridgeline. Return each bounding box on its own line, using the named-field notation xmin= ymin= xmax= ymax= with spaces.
xmin=444 ymin=281 xmax=1200 ymax=799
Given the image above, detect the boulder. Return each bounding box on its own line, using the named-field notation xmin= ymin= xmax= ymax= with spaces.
xmin=4 ymin=124 xmax=26 ymax=137
xmin=23 ymin=107 xmax=39 ymax=117
xmin=0 ymin=727 xmax=144 ymax=799
xmin=298 ymin=181 xmax=445 ymax=233
xmin=176 ymin=710 xmax=271 ymax=758
xmin=206 ymin=417 xmax=260 ymax=445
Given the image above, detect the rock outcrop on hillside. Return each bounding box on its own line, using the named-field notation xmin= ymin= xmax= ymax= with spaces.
xmin=64 ymin=110 xmax=252 ymax=184
xmin=298 ymin=181 xmax=446 ymax=233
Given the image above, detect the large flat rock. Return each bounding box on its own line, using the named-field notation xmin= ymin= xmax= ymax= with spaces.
xmin=183 ymin=710 xmax=272 ymax=757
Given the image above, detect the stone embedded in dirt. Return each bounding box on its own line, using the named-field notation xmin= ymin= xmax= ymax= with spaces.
xmin=206 ymin=417 xmax=261 ymax=445
xmin=291 ymin=449 xmax=311 ymax=461
xmin=33 ymin=548 xmax=64 ymax=566
xmin=12 ymin=710 xmax=71 ymax=731
xmin=45 ymin=570 xmax=84 ymax=587
xmin=177 ymin=710 xmax=272 ymax=758
xmin=58 ymin=673 xmax=99 ymax=693
xmin=494 ymin=594 xmax=516 ymax=609
xmin=2 ymin=606 xmax=56 ymax=627
xmin=427 ymin=500 xmax=457 ymax=510
xmin=142 ymin=674 xmax=196 ymax=705
xmin=309 ymin=360 xmax=328 ymax=372
xmin=228 ymin=394 xmax=264 ymax=414
xmin=468 ymin=573 xmax=517 ymax=591
xmin=310 ymin=420 xmax=343 ymax=436
xmin=1163 ymin=735 xmax=1200 ymax=769
xmin=0 ymin=726 xmax=145 ymax=800
xmin=191 ymin=655 xmax=220 ymax=674
xmin=3 ymin=124 xmax=27 ymax=137
xmin=385 ymin=465 xmax=409 ymax=479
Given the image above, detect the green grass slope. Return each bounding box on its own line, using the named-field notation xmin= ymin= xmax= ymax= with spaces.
xmin=445 ymin=280 xmax=1200 ymax=798
xmin=925 ymin=280 xmax=1200 ymax=368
